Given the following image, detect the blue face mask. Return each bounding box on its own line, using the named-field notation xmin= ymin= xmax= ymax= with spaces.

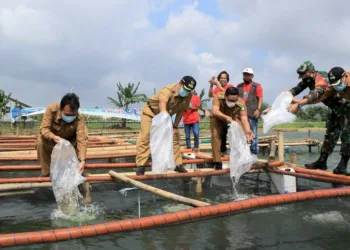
xmin=62 ymin=114 xmax=77 ymax=123
xmin=333 ymin=82 xmax=347 ymax=92
xmin=178 ymin=87 xmax=189 ymax=97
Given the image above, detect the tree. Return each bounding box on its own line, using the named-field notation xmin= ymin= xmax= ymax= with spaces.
xmin=107 ymin=82 xmax=147 ymax=128
xmin=14 ymin=100 xmax=28 ymax=128
xmin=261 ymin=102 xmax=270 ymax=112
xmin=0 ymin=90 xmax=11 ymax=121
xmin=199 ymin=88 xmax=210 ymax=109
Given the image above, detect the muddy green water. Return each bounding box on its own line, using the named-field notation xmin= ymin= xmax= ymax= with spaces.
xmin=1 ymin=131 xmax=350 ymax=250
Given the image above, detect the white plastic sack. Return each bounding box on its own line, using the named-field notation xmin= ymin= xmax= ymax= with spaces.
xmin=228 ymin=121 xmax=257 ymax=181
xmin=261 ymin=92 xmax=296 ymax=134
xmin=150 ymin=112 xmax=176 ymax=173
xmin=50 ymin=139 xmax=85 ymax=215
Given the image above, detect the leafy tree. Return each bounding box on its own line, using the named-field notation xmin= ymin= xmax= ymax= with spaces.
xmin=107 ymin=82 xmax=147 ymax=128
xmin=199 ymin=88 xmax=210 ymax=109
xmin=0 ymin=90 xmax=11 ymax=119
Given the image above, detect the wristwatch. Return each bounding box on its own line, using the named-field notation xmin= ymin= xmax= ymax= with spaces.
xmin=173 ymin=125 xmax=178 ymax=129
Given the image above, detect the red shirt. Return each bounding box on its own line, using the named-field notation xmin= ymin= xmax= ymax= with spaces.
xmin=212 ymin=84 xmax=233 ymax=95
xmin=183 ymin=95 xmax=200 ymax=124
xmin=238 ymin=83 xmax=263 ymax=104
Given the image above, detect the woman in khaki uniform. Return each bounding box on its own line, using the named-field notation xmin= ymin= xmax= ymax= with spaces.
xmin=211 ymin=87 xmax=254 ymax=169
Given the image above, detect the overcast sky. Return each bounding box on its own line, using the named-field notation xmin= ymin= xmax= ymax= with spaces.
xmin=1 ymin=0 xmax=350 ymax=108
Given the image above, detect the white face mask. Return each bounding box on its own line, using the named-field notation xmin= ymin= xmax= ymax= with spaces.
xmin=225 ymin=100 xmax=236 ymax=108
xmin=220 ymin=80 xmax=227 ymax=86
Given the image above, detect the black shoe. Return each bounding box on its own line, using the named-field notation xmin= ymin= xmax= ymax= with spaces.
xmin=305 ymin=152 xmax=328 ymax=170
xmin=333 ymin=155 xmax=350 ymax=175
xmin=136 ymin=166 xmax=146 ymax=175
xmin=214 ymin=162 xmax=222 ymax=170
xmin=174 ymin=165 xmax=188 ymax=173
xmin=210 ymin=162 xmax=222 ymax=170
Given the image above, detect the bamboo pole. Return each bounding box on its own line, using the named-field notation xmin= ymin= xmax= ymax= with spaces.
xmin=268 ymin=140 xmax=276 ymax=162
xmin=0 ymin=182 xmax=52 ymax=191
xmin=109 ymin=171 xmax=210 ymax=207
xmin=278 ymin=132 xmax=284 ymax=163
xmin=0 ymin=190 xmax=35 ymax=197
xmin=289 ymin=152 xmax=297 ymax=165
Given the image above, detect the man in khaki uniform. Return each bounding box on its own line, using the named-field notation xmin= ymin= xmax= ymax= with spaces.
xmin=211 ymin=87 xmax=254 ymax=169
xmin=136 ymin=76 xmax=197 ymax=175
xmin=36 ymin=93 xmax=88 ymax=177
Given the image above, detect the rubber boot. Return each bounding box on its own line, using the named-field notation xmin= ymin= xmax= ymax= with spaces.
xmin=136 ymin=166 xmax=146 ymax=176
xmin=333 ymin=155 xmax=350 ymax=175
xmin=210 ymin=162 xmax=222 ymax=170
xmin=174 ymin=165 xmax=188 ymax=173
xmin=214 ymin=162 xmax=222 ymax=170
xmin=304 ymin=152 xmax=328 ymax=170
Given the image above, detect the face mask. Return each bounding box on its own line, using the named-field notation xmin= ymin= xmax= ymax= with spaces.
xmin=303 ymin=77 xmax=315 ymax=84
xmin=333 ymin=82 xmax=347 ymax=92
xmin=220 ymin=80 xmax=227 ymax=86
xmin=62 ymin=114 xmax=76 ymax=123
xmin=244 ymin=79 xmax=252 ymax=84
xmin=225 ymin=100 xmax=236 ymax=108
xmin=179 ymin=87 xmax=189 ymax=97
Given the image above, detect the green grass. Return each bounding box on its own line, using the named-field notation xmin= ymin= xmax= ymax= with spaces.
xmin=0 ymin=121 xmax=326 ymax=135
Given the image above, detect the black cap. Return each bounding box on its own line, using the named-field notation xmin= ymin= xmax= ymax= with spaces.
xmin=181 ymin=76 xmax=196 ymax=91
xmin=328 ymin=67 xmax=345 ymax=85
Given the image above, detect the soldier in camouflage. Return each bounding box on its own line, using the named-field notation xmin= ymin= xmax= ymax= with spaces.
xmin=290 ymin=66 xmax=350 ymax=175
xmin=286 ymin=61 xmax=347 ymax=173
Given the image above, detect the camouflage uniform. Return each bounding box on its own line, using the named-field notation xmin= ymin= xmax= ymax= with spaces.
xmin=289 ymin=62 xmax=346 ymax=171
xmin=297 ymin=65 xmax=350 ymax=174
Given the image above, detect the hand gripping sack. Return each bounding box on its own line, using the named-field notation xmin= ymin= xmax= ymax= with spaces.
xmin=228 ymin=121 xmax=257 ymax=181
xmin=50 ymin=139 xmax=85 ymax=214
xmin=262 ymin=92 xmax=296 ymax=134
xmin=150 ymin=112 xmax=176 ymax=173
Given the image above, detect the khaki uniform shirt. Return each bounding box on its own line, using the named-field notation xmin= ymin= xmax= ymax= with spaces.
xmin=212 ymin=95 xmax=247 ymax=121
xmin=147 ymin=83 xmax=191 ymax=116
xmin=38 ymin=103 xmax=88 ymax=159
xmin=318 ymin=72 xmax=350 ymax=102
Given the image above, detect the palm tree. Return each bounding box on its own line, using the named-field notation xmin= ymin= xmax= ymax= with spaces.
xmin=107 ymin=82 xmax=147 ymax=128
xmin=199 ymin=88 xmax=210 ymax=109
xmin=0 ymin=90 xmax=11 ymax=120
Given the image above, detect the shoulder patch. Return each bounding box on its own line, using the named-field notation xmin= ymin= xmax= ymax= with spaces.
xmin=236 ymin=102 xmax=246 ymax=111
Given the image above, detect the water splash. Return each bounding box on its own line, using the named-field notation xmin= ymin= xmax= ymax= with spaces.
xmin=231 ymin=177 xmax=239 ymax=200
xmin=51 ymin=203 xmax=105 ymax=227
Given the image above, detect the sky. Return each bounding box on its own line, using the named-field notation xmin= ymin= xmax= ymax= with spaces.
xmin=1 ymin=0 xmax=350 ymax=108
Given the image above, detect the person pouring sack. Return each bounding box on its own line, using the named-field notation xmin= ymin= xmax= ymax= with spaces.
xmin=135 ymin=76 xmax=197 ymax=176
xmin=36 ymin=93 xmax=90 ymax=202
xmin=208 ymin=71 xmax=233 ymax=155
xmin=210 ymin=87 xmax=254 ymax=170
xmin=289 ymin=67 xmax=350 ymax=175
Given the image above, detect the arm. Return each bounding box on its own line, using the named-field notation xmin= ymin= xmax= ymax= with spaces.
xmin=209 ymin=85 xmax=214 ymax=98
xmin=173 ymin=111 xmax=184 ymax=127
xmin=158 ymin=89 xmax=172 ymax=113
xmin=76 ymin=116 xmax=88 ymax=161
xmin=289 ymin=81 xmax=308 ymax=97
xmin=40 ymin=107 xmax=56 ymax=140
xmin=212 ymin=96 xmax=231 ymax=121
xmin=240 ymin=111 xmax=254 ymax=141
xmin=240 ymin=113 xmax=251 ymax=134
xmin=254 ymin=85 xmax=263 ymax=118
